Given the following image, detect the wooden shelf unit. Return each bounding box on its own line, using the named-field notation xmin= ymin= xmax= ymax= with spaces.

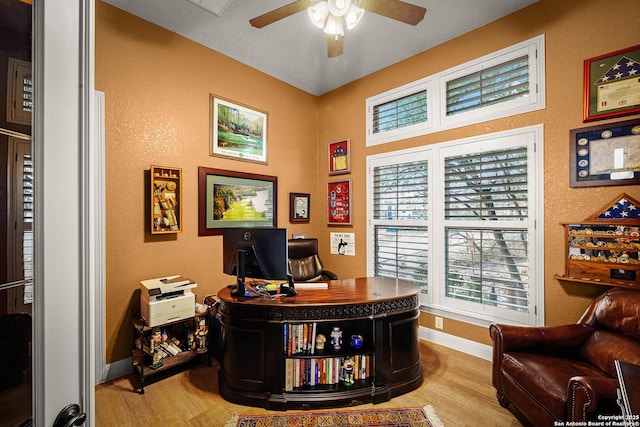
xmin=131 ymin=311 xmax=208 ymax=394
xmin=556 ymin=193 xmax=640 ymax=289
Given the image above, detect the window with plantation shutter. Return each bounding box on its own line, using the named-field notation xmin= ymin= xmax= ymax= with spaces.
xmin=445 ymin=55 xmax=529 ymax=116
xmin=372 ymin=90 xmax=427 ymax=134
xmin=366 ymin=35 xmax=544 ymax=147
xmin=443 ymin=145 xmax=530 ymax=314
xmin=367 ymin=126 xmax=543 ymax=326
xmin=368 ymin=155 xmax=430 ymax=294
xmin=6 ymin=58 xmax=32 ymax=126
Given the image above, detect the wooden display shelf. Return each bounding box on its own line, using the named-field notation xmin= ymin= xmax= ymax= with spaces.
xmin=557 ymin=193 xmax=640 ymax=289
xmin=150 ymin=165 xmax=182 ymax=234
xmin=131 ymin=311 xmax=208 ymax=394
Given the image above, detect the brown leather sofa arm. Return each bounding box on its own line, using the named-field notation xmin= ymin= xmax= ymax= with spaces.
xmin=568 ymin=376 xmax=619 ymax=421
xmin=490 ymin=323 xmax=595 ymax=356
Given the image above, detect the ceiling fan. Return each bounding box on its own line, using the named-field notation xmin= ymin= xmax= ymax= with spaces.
xmin=250 ymin=0 xmax=426 ymax=57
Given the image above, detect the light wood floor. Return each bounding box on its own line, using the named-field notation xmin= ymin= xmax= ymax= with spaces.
xmin=95 ymin=340 xmax=523 ymax=426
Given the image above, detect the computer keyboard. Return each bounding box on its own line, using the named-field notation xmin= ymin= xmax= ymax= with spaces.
xmin=293 ymin=282 xmax=329 ymax=290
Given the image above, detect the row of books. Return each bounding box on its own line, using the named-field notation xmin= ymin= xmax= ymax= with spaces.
xmin=284 ymin=354 xmax=371 ymax=391
xmin=284 ymin=322 xmax=319 ymax=355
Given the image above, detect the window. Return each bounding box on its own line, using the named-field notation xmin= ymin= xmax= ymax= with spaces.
xmin=6 ymin=58 xmax=32 ymax=126
xmin=373 ymin=90 xmax=427 ymax=134
xmin=445 ymin=55 xmax=529 ymax=117
xmin=369 ymin=155 xmax=430 ymax=292
xmin=366 ymin=79 xmax=433 ymax=146
xmin=367 ymin=126 xmax=543 ymax=326
xmin=366 ymin=35 xmax=544 ymax=146
xmin=439 ymin=37 xmax=542 ymax=129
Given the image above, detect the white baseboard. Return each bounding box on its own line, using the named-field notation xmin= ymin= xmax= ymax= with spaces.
xmin=419 ymin=326 xmax=492 ymax=361
xmin=101 ymin=357 xmax=133 ymax=383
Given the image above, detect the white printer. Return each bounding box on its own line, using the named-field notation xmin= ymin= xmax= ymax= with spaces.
xmin=140 ymin=275 xmax=197 ymax=327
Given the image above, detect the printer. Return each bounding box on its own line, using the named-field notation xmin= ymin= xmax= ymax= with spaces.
xmin=140 ymin=275 xmax=197 ymax=327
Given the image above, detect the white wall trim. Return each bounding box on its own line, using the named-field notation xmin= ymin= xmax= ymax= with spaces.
xmin=102 ymin=357 xmax=133 ymax=383
xmin=419 ymin=326 xmax=492 ymax=361
xmin=93 ymin=91 xmax=107 ymax=384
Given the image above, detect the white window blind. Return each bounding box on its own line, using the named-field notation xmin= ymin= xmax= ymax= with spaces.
xmin=366 ymin=35 xmax=544 ymax=147
xmin=367 ymin=126 xmax=543 ymax=326
xmin=446 ymin=55 xmax=529 ymax=116
xmin=444 ymin=145 xmax=528 ymax=220
xmin=6 ymin=58 xmax=32 ymax=125
xmin=372 ymin=90 xmax=427 ymax=134
xmin=443 ymin=143 xmax=530 ymax=317
xmin=371 ymin=158 xmax=429 ymax=293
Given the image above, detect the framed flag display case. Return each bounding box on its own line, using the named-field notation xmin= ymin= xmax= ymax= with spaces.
xmin=583 ymin=44 xmax=640 ymax=122
xmin=328 ymin=138 xmax=350 ymax=175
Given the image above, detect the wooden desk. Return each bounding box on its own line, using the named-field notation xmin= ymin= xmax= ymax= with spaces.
xmin=216 ymin=277 xmax=423 ymax=410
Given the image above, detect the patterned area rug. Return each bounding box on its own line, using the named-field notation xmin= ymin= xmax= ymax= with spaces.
xmin=224 ymin=405 xmax=443 ymax=427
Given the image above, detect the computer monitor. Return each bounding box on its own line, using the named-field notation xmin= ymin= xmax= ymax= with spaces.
xmin=222 ymin=228 xmax=293 ymax=297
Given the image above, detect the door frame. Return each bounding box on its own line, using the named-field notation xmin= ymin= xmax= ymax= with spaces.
xmin=32 ymin=0 xmax=98 ymax=424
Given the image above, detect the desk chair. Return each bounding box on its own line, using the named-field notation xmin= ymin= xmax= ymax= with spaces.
xmin=287 ymin=238 xmax=337 ymax=282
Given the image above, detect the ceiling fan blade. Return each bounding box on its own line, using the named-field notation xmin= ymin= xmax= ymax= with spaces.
xmin=327 ymin=34 xmax=343 ymax=57
xmin=250 ymin=1 xmax=312 ymax=28
xmin=359 ymin=0 xmax=426 ymax=26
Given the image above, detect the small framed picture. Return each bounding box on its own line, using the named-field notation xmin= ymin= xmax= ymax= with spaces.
xmin=328 ymin=138 xmax=350 ymax=175
xmin=290 ymin=192 xmax=310 ymax=223
xmin=327 ymin=179 xmax=351 ymax=225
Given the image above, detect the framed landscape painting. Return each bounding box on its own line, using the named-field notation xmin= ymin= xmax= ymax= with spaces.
xmin=210 ymin=95 xmax=268 ymax=164
xmin=198 ymin=167 xmax=277 ymax=236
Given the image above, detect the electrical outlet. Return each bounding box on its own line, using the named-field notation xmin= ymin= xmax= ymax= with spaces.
xmin=435 ymin=316 xmax=443 ymax=330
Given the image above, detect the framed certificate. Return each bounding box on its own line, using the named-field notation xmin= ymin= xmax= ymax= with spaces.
xmin=583 ymin=44 xmax=640 ymax=122
xmin=570 ymin=119 xmax=640 ymax=188
xmin=290 ymin=192 xmax=310 ymax=223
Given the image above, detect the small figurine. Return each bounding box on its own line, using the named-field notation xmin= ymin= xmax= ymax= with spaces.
xmin=342 ymin=356 xmax=354 ymax=386
xmin=196 ymin=319 xmax=208 ymax=354
xmin=150 ymin=328 xmax=163 ymax=369
xmin=188 ymin=330 xmax=196 ymax=351
xmin=350 ymin=334 xmax=363 ymax=349
xmin=315 ymin=334 xmax=326 ymax=351
xmin=330 ymin=326 xmax=342 ymax=352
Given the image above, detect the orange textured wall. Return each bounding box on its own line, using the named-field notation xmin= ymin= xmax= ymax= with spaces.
xmin=317 ymin=0 xmax=640 ymax=344
xmin=96 ymin=2 xmax=320 ymax=363
xmin=97 ymin=0 xmax=640 ymax=364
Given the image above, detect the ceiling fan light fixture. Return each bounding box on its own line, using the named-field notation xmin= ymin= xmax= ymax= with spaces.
xmin=344 ymin=3 xmax=364 ymax=30
xmin=323 ymin=13 xmax=344 ymax=35
xmin=327 ymin=0 xmax=351 ymax=18
xmin=307 ymin=1 xmax=329 ymax=29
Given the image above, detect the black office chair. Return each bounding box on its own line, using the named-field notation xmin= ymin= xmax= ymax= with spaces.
xmin=288 ymin=238 xmax=337 ymax=282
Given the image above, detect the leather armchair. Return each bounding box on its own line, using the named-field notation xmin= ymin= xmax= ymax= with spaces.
xmin=287 ymin=238 xmax=337 ymax=282
xmin=490 ymin=287 xmax=640 ymax=426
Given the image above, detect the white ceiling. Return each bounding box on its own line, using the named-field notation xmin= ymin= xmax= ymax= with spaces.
xmin=102 ymin=0 xmax=539 ymax=96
